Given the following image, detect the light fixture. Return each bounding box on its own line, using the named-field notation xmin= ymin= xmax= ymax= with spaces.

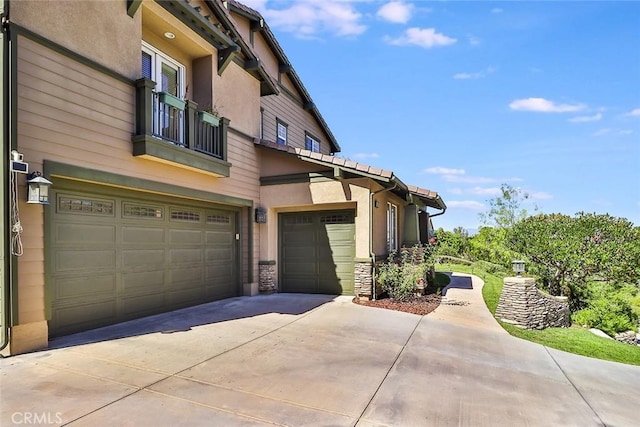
xmin=163 ymin=31 xmax=176 ymax=39
xmin=512 ymin=260 xmax=526 ymax=277
xmin=26 ymin=172 xmax=53 ymax=205
xmin=255 ymin=207 xmax=267 ymax=223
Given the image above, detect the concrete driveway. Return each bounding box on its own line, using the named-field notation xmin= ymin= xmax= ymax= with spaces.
xmin=2 ymin=273 xmax=639 ymax=426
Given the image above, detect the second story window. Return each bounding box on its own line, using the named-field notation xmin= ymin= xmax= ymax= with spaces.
xmin=142 ymin=42 xmax=185 ymax=97
xmin=305 ymin=134 xmax=320 ymax=152
xmin=277 ymin=120 xmax=288 ymax=145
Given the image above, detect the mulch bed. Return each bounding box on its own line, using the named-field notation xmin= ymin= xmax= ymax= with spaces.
xmin=353 ymin=293 xmax=441 ymax=316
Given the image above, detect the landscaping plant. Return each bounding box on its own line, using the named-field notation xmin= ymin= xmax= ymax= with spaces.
xmin=376 ymin=244 xmax=434 ymax=301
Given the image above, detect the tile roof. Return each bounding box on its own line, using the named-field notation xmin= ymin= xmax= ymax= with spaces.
xmin=256 ymin=140 xmax=445 ymax=210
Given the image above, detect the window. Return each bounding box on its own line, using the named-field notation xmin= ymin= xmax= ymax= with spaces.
xmin=142 ymin=42 xmax=186 ymax=143
xmin=387 ymin=203 xmax=398 ymax=252
xmin=142 ymin=42 xmax=185 ymax=97
xmin=305 ymin=133 xmax=320 ymax=152
xmin=260 ymin=108 xmax=264 ymax=139
xmin=277 ymin=120 xmax=288 ymax=145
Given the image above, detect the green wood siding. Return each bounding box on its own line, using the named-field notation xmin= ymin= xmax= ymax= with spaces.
xmin=47 ymin=182 xmax=239 ymax=337
xmin=279 ymin=210 xmax=355 ymax=295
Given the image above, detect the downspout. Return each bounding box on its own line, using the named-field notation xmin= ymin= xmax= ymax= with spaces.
xmin=369 ymin=181 xmax=397 ymax=300
xmin=0 ymin=0 xmax=10 ymax=351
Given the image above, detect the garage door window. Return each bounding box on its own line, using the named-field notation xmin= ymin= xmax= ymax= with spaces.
xmin=207 ymin=214 xmax=231 ymax=224
xmin=320 ymin=213 xmax=352 ymax=224
xmin=123 ymin=203 xmax=163 ymax=219
xmin=170 ymin=209 xmax=201 ymax=222
xmin=58 ymin=196 xmax=114 ymax=216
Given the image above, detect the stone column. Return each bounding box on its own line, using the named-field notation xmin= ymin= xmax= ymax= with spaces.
xmin=258 ymin=260 xmax=277 ymax=294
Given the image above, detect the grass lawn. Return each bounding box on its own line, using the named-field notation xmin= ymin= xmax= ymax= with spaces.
xmin=435 ymin=262 xmax=640 ymax=366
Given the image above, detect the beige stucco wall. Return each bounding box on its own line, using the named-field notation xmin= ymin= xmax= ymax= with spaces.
xmin=10 ymin=0 xmax=141 ymax=79
xmin=260 ymin=179 xmax=371 ymax=263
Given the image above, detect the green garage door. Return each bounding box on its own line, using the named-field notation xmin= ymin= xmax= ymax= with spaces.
xmin=47 ymin=182 xmax=238 ymax=337
xmin=279 ymin=210 xmax=355 ymax=295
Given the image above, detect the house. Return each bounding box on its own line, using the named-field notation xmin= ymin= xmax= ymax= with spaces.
xmin=0 ymin=0 xmax=445 ymax=355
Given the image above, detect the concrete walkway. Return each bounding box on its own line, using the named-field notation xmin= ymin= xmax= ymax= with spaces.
xmin=1 ymin=274 xmax=639 ymax=426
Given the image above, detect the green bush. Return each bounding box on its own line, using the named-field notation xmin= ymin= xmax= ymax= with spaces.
xmin=377 ymin=245 xmax=433 ymax=301
xmin=572 ymin=292 xmax=638 ymax=336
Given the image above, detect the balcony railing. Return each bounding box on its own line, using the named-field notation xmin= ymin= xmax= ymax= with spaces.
xmin=133 ymin=78 xmax=228 ymax=161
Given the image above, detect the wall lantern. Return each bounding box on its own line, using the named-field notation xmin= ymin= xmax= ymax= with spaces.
xmin=512 ymin=260 xmax=526 ymax=276
xmin=255 ymin=207 xmax=267 ymax=223
xmin=26 ymin=172 xmax=53 ymax=205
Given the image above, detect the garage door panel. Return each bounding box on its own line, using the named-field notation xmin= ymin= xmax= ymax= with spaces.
xmin=122 ymin=270 xmax=165 ymax=291
xmin=122 ymin=249 xmax=165 ymax=268
xmin=206 ymin=247 xmax=233 ymax=262
xmin=205 ymin=231 xmax=233 ymax=245
xmin=57 ymin=250 xmax=116 ymax=271
xmin=55 ymin=223 xmax=116 ymax=245
xmin=49 ymin=184 xmax=238 ymax=337
xmin=52 ymin=300 xmax=116 ymax=335
xmin=55 ymin=275 xmax=116 ymax=299
xmin=167 ymin=287 xmax=205 ymax=308
xmin=122 ymin=226 xmax=166 ymax=244
xmin=170 ymin=248 xmax=203 ymax=264
xmin=170 ymin=229 xmax=203 ymax=244
xmin=120 ymin=293 xmax=165 ymax=317
xmin=282 ymin=230 xmax=315 ymax=244
xmin=169 ymin=266 xmax=204 ymax=286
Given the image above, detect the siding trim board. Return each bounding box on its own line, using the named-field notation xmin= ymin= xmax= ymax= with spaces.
xmin=132 ymin=134 xmax=232 ymax=177
xmin=44 ymin=161 xmax=253 ymax=208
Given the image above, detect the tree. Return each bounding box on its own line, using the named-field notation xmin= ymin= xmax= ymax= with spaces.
xmin=507 ymin=212 xmax=640 ymax=310
xmin=479 ymin=184 xmax=537 ymax=228
xmin=467 ymin=226 xmax=519 ymax=268
xmin=434 ymin=228 xmax=468 ymax=258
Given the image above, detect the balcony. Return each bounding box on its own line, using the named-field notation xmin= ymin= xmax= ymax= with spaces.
xmin=132 ymin=78 xmax=231 ymax=177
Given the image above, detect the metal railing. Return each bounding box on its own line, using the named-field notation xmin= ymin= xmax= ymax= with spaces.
xmin=134 ymin=78 xmax=228 ymax=161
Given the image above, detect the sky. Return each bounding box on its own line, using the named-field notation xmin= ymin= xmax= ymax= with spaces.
xmin=242 ymin=0 xmax=640 ymax=231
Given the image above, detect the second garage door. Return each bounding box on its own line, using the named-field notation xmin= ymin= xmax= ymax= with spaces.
xmin=47 ymin=181 xmax=239 ymax=337
xmin=279 ymin=210 xmax=355 ymax=295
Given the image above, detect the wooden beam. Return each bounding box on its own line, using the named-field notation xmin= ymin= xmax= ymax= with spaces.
xmin=245 ymin=59 xmax=261 ymax=71
xmin=126 ymin=0 xmax=142 ymax=18
xmin=218 ymin=46 xmax=240 ymax=75
xmin=250 ymin=19 xmax=265 ymax=32
xmin=279 ymin=63 xmax=292 ymax=74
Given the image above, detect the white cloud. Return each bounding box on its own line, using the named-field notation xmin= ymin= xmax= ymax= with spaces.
xmin=385 ymin=27 xmax=457 ymax=48
xmin=424 ymin=167 xmax=465 ymax=175
xmin=468 ymin=36 xmax=481 ymax=45
xmin=469 ymin=186 xmax=502 ymax=196
xmin=568 ymin=112 xmax=602 ymax=123
xmin=530 ymin=191 xmax=553 ymax=200
xmin=377 ymin=1 xmax=413 ymax=24
xmin=509 ymin=97 xmax=586 ymax=113
xmin=593 ymin=128 xmax=634 ymax=137
xmin=353 ymin=152 xmax=380 ymax=159
xmin=453 ymin=66 xmax=495 ymax=80
xmin=258 ymin=1 xmax=366 ymax=38
xmin=447 ymin=201 xmax=485 ymax=210
xmin=625 ymin=108 xmax=640 ymax=117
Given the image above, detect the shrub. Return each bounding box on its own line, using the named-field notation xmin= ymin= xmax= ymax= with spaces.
xmin=572 ymin=291 xmax=638 ymax=336
xmin=377 ymin=245 xmax=433 ymax=301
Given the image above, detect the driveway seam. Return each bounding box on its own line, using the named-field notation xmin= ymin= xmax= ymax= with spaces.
xmin=354 ymin=314 xmax=423 ymax=427
xmin=544 ymin=346 xmax=607 ymax=427
xmin=65 ymin=300 xmax=330 ymax=426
